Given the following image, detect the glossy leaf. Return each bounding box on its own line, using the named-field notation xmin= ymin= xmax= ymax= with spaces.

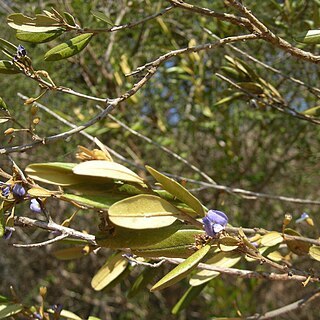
xmin=146 ymin=166 xmax=205 ymax=217
xmin=260 ymin=231 xmax=283 ymax=247
xmin=73 ymin=160 xmax=144 ymax=184
xmin=96 ymin=221 xmax=183 ymax=249
xmin=7 ymin=13 xmax=63 ymax=32
xmin=127 ymin=267 xmax=160 ymax=298
xmin=47 ymin=308 xmax=82 ymax=320
xmin=0 ymin=303 xmax=23 ymax=318
xmin=44 ymin=33 xmax=93 ymax=61
xmin=91 ymin=10 xmax=114 ymax=25
xmin=91 ymin=253 xmax=129 ymax=291
xmin=108 ymin=194 xmax=179 ymax=229
xmin=189 ymin=251 xmax=241 ymax=286
xmin=171 ymin=283 xmax=207 ymax=315
xmin=132 ymin=228 xmax=203 ymax=258
xmin=309 ymin=245 xmax=320 ymax=261
xmin=0 ymin=60 xmax=20 ymax=74
xmin=150 ymin=244 xmax=210 ymax=291
xmin=284 ymin=228 xmax=311 ymax=255
xmin=16 ymin=29 xmax=64 ymax=43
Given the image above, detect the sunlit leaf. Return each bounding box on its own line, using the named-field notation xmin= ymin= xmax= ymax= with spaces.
xmin=189 ymin=251 xmax=241 ymax=286
xmin=91 ymin=253 xmax=128 ymax=291
xmin=171 ymin=283 xmax=207 ymax=315
xmin=73 ymin=160 xmax=144 ymax=184
xmin=52 ymin=246 xmax=87 ymax=260
xmin=150 ymin=244 xmax=210 ymax=291
xmin=295 ymin=29 xmax=320 ymax=44
xmin=218 ymin=236 xmax=240 ymax=252
xmin=16 ymin=29 xmax=64 ymax=43
xmin=0 ymin=303 xmax=23 ymax=318
xmin=91 ymin=10 xmax=114 ymax=25
xmin=63 ymin=12 xmax=77 ymax=26
xmin=47 ymin=308 xmax=82 ymax=320
xmin=260 ymin=231 xmax=283 ymax=247
xmin=7 ymin=13 xmax=63 ymax=32
xmin=302 ymin=105 xmax=320 ymax=117
xmin=44 ymin=33 xmax=94 ymax=61
xmin=27 ymin=186 xmax=55 ymax=197
xmin=108 ymin=194 xmax=179 ymax=229
xmin=146 ymin=166 xmax=205 ymax=217
xmin=266 ymin=250 xmax=283 ymax=262
xmin=309 ymin=245 xmax=320 ymax=261
xmin=0 ymin=38 xmax=17 ymax=56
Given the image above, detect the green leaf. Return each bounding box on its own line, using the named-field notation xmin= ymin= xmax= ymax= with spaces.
xmin=171 ymin=283 xmax=207 ymax=315
xmin=133 ymin=228 xmax=204 ymax=258
xmin=47 ymin=308 xmax=82 ymax=320
xmin=0 ymin=38 xmax=17 ymax=55
xmin=0 ymin=97 xmax=9 ymax=112
xmin=218 ymin=236 xmax=240 ymax=252
xmin=73 ymin=160 xmax=144 ymax=184
xmin=309 ymin=245 xmax=320 ymax=261
xmin=7 ymin=13 xmax=63 ymax=32
xmin=44 ymin=33 xmax=93 ymax=61
xmin=52 ymin=246 xmax=86 ymax=260
xmin=295 ymin=29 xmax=320 ymax=44
xmin=0 ymin=303 xmax=23 ymax=318
xmin=88 ymin=317 xmax=101 ymax=320
xmin=91 ymin=253 xmax=129 ymax=291
xmin=108 ymin=194 xmax=179 ymax=229
xmin=127 ymin=267 xmax=160 ymax=298
xmin=91 ymin=10 xmax=114 ymax=25
xmin=63 ymin=12 xmax=77 ymax=26
xmin=0 ymin=60 xmax=20 ymax=74
xmin=16 ymin=29 xmax=64 ymax=43
xmin=302 ymin=105 xmax=320 ymax=117
xmin=150 ymin=244 xmax=210 ymax=291
xmin=61 ymin=193 xmax=127 ymax=209
xmin=146 ymin=166 xmax=205 ymax=217
xmin=189 ymin=251 xmax=241 ymax=286
xmin=260 ymin=231 xmax=283 ymax=247
xmin=97 ymin=221 xmax=183 ymax=249
xmin=284 ymin=228 xmax=311 ymax=255
xmin=237 ymin=82 xmax=264 ymax=94
xmin=0 ymin=202 xmax=4 ymax=238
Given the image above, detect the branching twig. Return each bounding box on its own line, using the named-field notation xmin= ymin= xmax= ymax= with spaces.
xmin=13 ymin=233 xmax=68 ymax=248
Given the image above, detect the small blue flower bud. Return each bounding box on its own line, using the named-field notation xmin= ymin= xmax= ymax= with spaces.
xmin=30 ymin=199 xmax=42 ymax=213
xmin=3 ymin=227 xmax=14 ymax=240
xmin=1 ymin=186 xmax=10 ymax=197
xmin=202 ymin=210 xmax=228 ymax=237
xmin=17 ymin=44 xmax=27 ymax=57
xmin=12 ymin=184 xmax=26 ymax=197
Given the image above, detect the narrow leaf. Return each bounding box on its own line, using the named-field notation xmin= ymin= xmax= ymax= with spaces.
xmin=73 ymin=160 xmax=144 ymax=184
xmin=91 ymin=10 xmax=114 ymax=25
xmin=0 ymin=60 xmax=20 ymax=74
xmin=146 ymin=166 xmax=205 ymax=217
xmin=0 ymin=303 xmax=23 ymax=318
xmin=44 ymin=33 xmax=93 ymax=61
xmin=150 ymin=244 xmax=210 ymax=291
xmin=108 ymin=194 xmax=178 ymax=229
xmin=295 ymin=29 xmax=320 ymax=44
xmin=91 ymin=253 xmax=128 ymax=291
xmin=52 ymin=247 xmax=86 ymax=260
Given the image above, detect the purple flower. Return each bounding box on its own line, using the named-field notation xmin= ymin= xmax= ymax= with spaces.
xmin=202 ymin=210 xmax=228 ymax=237
xmin=3 ymin=227 xmax=14 ymax=240
xmin=30 ymin=199 xmax=42 ymax=213
xmin=12 ymin=184 xmax=26 ymax=197
xmin=17 ymin=45 xmax=26 ymax=57
xmin=1 ymin=186 xmax=10 ymax=197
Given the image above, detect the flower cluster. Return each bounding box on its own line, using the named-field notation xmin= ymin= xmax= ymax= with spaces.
xmin=202 ymin=210 xmax=228 ymax=237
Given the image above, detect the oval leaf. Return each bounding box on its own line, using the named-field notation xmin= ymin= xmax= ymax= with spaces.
xmin=52 ymin=246 xmax=86 ymax=260
xmin=189 ymin=251 xmax=241 ymax=286
xmin=260 ymin=231 xmax=283 ymax=247
xmin=16 ymin=29 xmax=64 ymax=43
xmin=146 ymin=166 xmax=205 ymax=217
xmin=219 ymin=236 xmax=240 ymax=252
xmin=133 ymin=228 xmax=203 ymax=258
xmin=44 ymin=33 xmax=93 ymax=61
xmin=0 ymin=303 xmax=23 ymax=318
xmin=284 ymin=228 xmax=311 ymax=255
xmin=73 ymin=160 xmax=144 ymax=184
xmin=91 ymin=253 xmax=128 ymax=291
xmin=108 ymin=194 xmax=179 ymax=229
xmin=309 ymin=245 xmax=320 ymax=261
xmin=97 ymin=222 xmax=183 ymax=249
xmin=150 ymin=244 xmax=210 ymax=291
xmin=295 ymin=29 xmax=320 ymax=44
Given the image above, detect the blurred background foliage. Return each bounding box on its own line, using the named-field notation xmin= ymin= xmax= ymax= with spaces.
xmin=0 ymin=0 xmax=320 ymax=319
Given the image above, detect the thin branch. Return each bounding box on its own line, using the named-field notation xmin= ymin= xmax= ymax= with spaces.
xmin=14 ymin=216 xmax=97 ymax=245
xmin=13 ymin=233 xmax=68 ymax=248
xmin=159 ymin=257 xmax=320 ymax=283
xmin=245 ymin=290 xmax=320 ymax=319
